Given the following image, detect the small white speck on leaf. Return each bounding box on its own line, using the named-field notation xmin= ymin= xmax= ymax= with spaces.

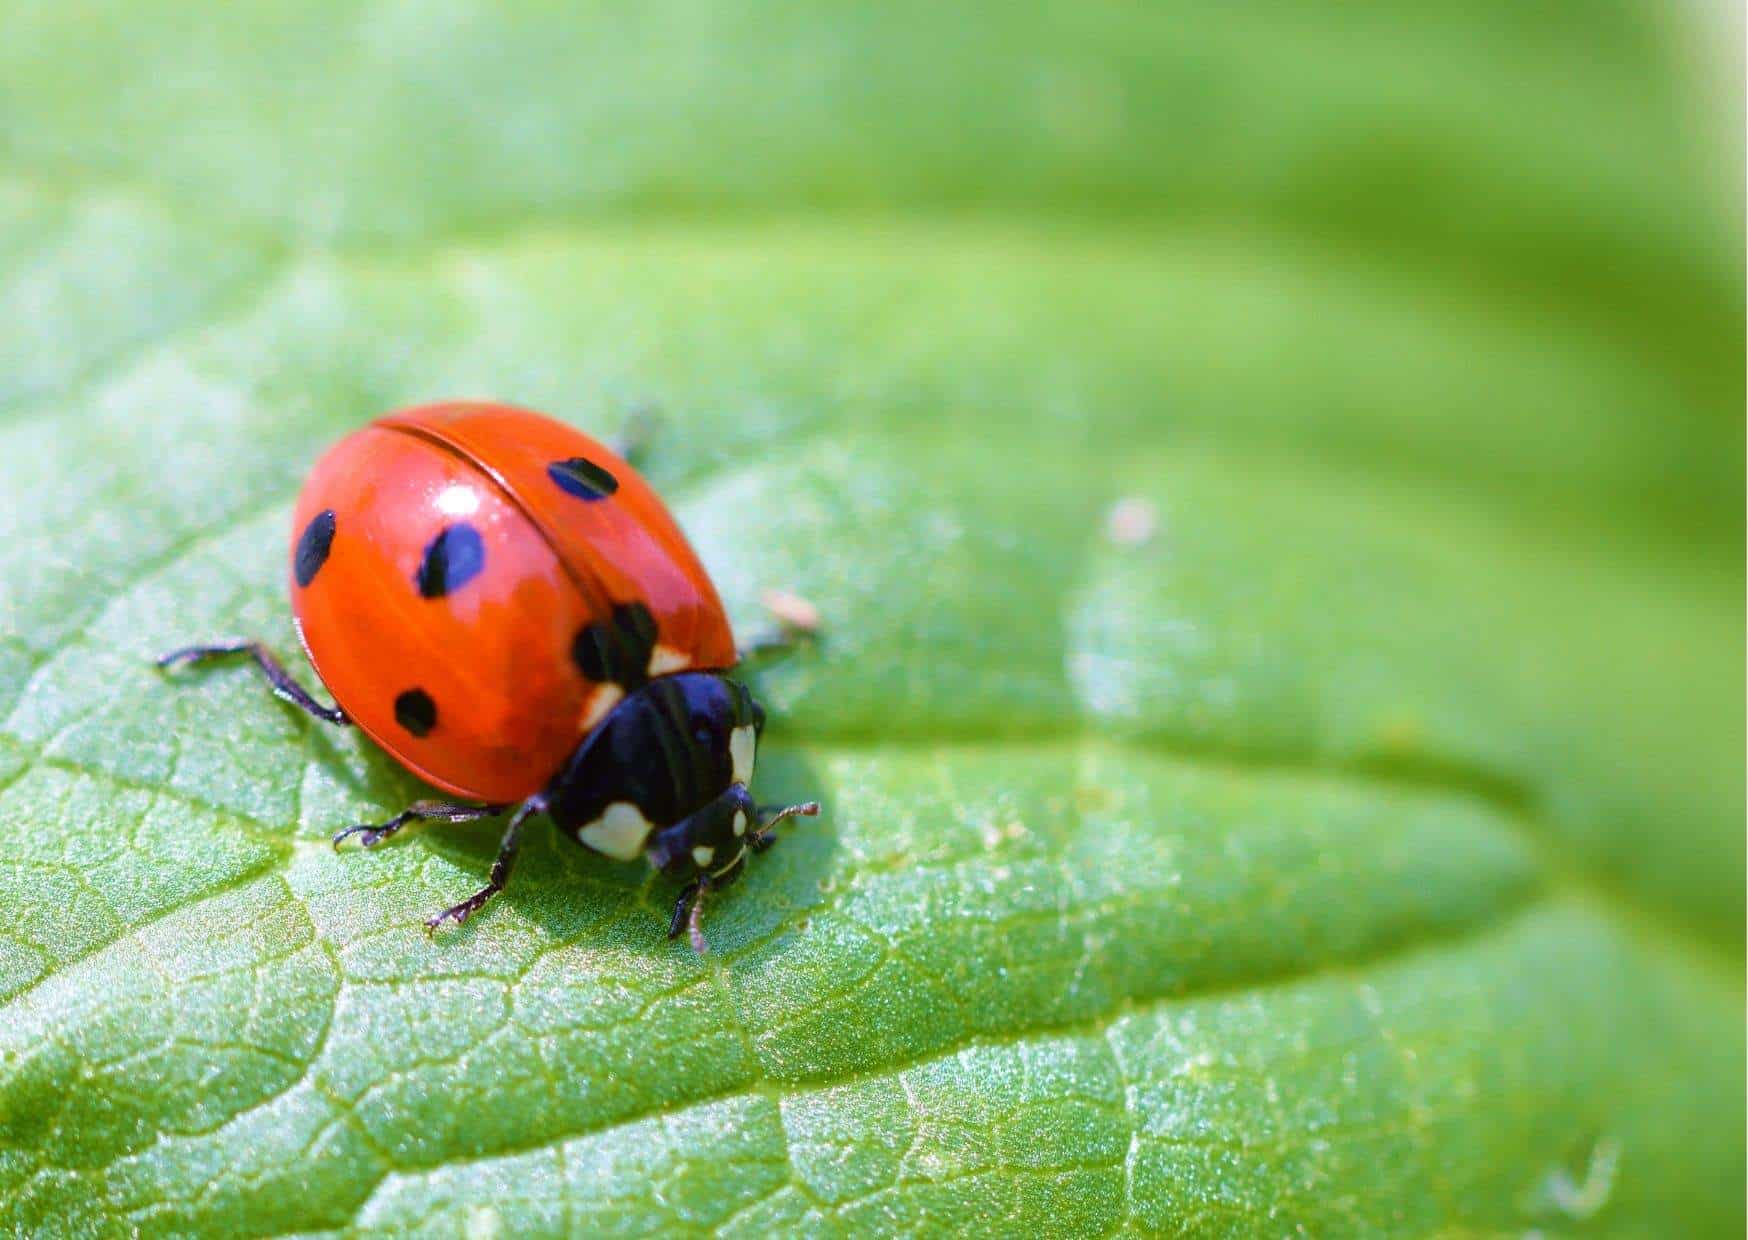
xmin=1105 ymin=496 xmax=1158 ymax=546
xmin=761 ymin=587 xmax=822 ymax=633
xmin=1529 ymin=1136 xmax=1622 ymax=1221
xmin=464 ymin=1206 xmax=504 ymax=1240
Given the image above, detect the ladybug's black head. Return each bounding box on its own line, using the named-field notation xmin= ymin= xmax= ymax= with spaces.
xmin=543 ymin=670 xmax=817 ymax=950
xmin=546 ymin=672 xmax=764 ymax=856
xmin=647 ymin=781 xmax=757 ymax=878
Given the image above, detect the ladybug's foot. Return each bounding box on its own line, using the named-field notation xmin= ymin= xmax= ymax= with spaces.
xmin=332 ymin=819 xmax=402 ymax=850
xmin=333 ymin=799 xmax=505 ymax=851
xmin=157 ymin=639 xmax=348 ymax=725
xmin=668 ymin=877 xmax=713 ymax=955
xmin=750 ymin=800 xmax=820 ymax=852
xmin=423 ymin=794 xmax=544 ymax=937
xmin=425 ymin=886 xmax=498 ymax=935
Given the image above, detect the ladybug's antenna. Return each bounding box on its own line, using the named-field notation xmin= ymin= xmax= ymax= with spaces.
xmin=759 ymin=801 xmax=821 ymax=831
xmin=749 ymin=801 xmax=822 ymax=851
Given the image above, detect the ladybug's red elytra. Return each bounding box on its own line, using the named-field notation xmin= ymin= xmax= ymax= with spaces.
xmin=160 ymin=401 xmax=818 ymax=949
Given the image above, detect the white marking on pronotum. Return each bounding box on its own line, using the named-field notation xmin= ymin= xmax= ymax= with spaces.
xmin=579 ymin=684 xmax=625 ymax=733
xmin=730 ymin=725 xmax=756 ymax=785
xmin=691 ymin=845 xmax=715 ymax=868
xmin=647 ymin=644 xmax=690 ymax=676
xmin=732 ymin=810 xmax=747 ymax=837
xmin=578 ymin=801 xmax=652 ymax=861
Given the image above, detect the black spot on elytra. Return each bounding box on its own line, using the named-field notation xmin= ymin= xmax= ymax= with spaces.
xmin=394 ymin=688 xmax=437 ymax=736
xmin=415 ymin=524 xmax=486 ymax=598
xmin=294 ymin=509 xmax=336 ymax=588
xmin=548 ymin=457 xmax=619 ymax=501
xmin=572 ymin=602 xmax=658 ymax=688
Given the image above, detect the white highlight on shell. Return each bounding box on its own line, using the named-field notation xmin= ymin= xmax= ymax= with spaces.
xmin=732 ymin=810 xmax=747 ymax=837
xmin=692 ymin=845 xmax=715 ymax=868
xmin=578 ymin=801 xmax=652 ymax=861
xmin=647 ymin=644 xmax=690 ymax=676
xmin=436 ymin=483 xmax=481 ymax=517
xmin=730 ymin=725 xmax=757 ymax=785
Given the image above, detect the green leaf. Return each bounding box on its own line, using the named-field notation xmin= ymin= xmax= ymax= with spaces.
xmin=0 ymin=3 xmax=1740 ymax=1235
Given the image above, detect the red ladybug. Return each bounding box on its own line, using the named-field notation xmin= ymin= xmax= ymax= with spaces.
xmin=160 ymin=401 xmax=817 ymax=949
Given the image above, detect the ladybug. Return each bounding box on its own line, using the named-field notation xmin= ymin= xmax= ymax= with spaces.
xmin=159 ymin=401 xmax=818 ymax=950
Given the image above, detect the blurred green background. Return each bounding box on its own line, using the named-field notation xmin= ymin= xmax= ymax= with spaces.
xmin=0 ymin=1 xmax=1740 ymax=1235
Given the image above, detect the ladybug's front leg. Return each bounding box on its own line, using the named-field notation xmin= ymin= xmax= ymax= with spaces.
xmin=157 ymin=640 xmax=347 ymax=725
xmin=668 ymin=877 xmax=711 ymax=954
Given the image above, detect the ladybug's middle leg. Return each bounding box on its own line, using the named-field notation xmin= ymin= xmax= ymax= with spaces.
xmin=332 ymin=800 xmax=507 ymax=850
xmin=157 ymin=640 xmax=347 ymax=725
xmin=424 ymin=793 xmax=547 ymax=935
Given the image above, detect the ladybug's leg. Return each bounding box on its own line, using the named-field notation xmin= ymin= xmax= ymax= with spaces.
xmin=157 ymin=640 xmax=347 ymax=725
xmin=667 ymin=876 xmax=718 ymax=955
xmin=651 ymin=784 xmax=752 ymax=954
xmin=332 ymin=800 xmax=507 ymax=850
xmin=668 ymin=877 xmax=707 ymax=949
xmin=425 ymin=793 xmax=547 ymax=935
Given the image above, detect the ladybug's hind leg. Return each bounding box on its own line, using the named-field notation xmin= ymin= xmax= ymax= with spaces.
xmin=333 ymin=799 xmax=507 ymax=850
xmin=157 ymin=640 xmax=347 ymax=725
